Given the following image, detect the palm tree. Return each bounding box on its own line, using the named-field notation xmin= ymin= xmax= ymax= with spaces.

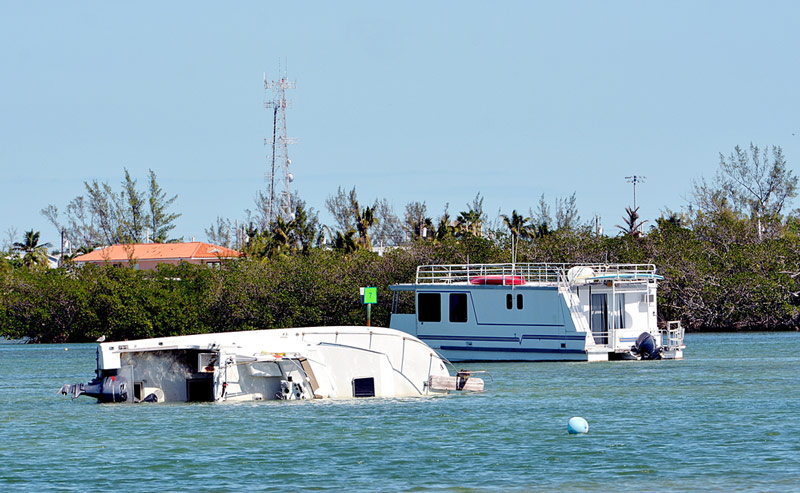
xmin=289 ymin=204 xmax=317 ymax=253
xmin=61 ymin=245 xmax=93 ymax=263
xmin=616 ymin=207 xmax=648 ymax=237
xmin=268 ymin=216 xmax=293 ymax=257
xmin=410 ymin=216 xmax=434 ymax=241
xmin=456 ymin=209 xmax=483 ymax=237
xmin=333 ymin=230 xmax=358 ymax=253
xmin=435 ymin=212 xmax=456 ymax=241
xmin=13 ymin=230 xmax=52 ymax=268
xmin=358 ymin=206 xmax=377 ymax=249
xmin=260 ymin=204 xmax=318 ymax=258
xmin=500 ymin=210 xmax=532 ymax=241
xmin=534 ymin=222 xmax=551 ymax=238
xmin=350 ymin=190 xmax=377 ymax=250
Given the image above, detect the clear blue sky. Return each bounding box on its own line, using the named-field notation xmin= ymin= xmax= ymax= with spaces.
xmin=2 ymin=1 xmax=799 ymax=247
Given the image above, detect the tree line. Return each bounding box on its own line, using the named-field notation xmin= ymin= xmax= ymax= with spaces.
xmin=39 ymin=168 xmax=181 ymax=255
xmin=1 ymin=143 xmax=799 ymax=341
xmin=1 ymin=218 xmax=799 ymax=343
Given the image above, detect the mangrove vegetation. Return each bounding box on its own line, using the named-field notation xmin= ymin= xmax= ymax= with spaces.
xmin=2 ymin=143 xmax=799 ymax=342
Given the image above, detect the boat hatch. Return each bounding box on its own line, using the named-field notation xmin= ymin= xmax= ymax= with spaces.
xmin=353 ymin=377 xmax=375 ymax=397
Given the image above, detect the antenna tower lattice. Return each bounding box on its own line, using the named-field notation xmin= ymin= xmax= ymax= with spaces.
xmin=264 ymin=66 xmax=297 ymax=224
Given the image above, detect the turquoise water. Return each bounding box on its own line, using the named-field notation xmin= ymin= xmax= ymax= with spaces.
xmin=1 ymin=332 xmax=798 ymax=491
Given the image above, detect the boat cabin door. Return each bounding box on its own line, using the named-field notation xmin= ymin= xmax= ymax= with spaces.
xmin=590 ymin=293 xmax=609 ymax=345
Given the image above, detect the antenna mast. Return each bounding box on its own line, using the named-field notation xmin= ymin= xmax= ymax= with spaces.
xmin=264 ymin=63 xmax=297 ymax=223
xmin=625 ymin=175 xmax=646 ymax=234
xmin=625 ymin=175 xmax=646 ymax=211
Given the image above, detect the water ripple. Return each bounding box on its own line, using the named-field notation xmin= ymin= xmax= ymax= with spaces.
xmin=1 ymin=333 xmax=800 ymax=491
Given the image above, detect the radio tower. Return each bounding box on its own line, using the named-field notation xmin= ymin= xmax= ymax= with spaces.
xmin=264 ymin=65 xmax=296 ymax=223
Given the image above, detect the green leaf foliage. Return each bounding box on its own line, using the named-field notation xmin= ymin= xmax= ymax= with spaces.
xmin=2 ymin=213 xmax=799 ymax=342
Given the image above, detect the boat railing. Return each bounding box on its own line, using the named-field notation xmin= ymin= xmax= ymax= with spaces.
xmin=414 ymin=263 xmax=657 ymax=285
xmin=585 ymin=330 xmax=611 ymax=348
xmin=660 ymin=321 xmax=685 ymax=349
xmin=556 ymin=269 xmax=593 ymax=333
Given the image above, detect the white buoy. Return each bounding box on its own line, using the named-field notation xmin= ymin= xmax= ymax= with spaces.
xmin=567 ymin=416 xmax=589 ymax=434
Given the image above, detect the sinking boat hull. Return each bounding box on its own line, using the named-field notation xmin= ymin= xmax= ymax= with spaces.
xmin=60 ymin=326 xmax=459 ymax=403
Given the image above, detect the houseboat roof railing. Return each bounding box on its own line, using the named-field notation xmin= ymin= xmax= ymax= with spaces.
xmin=414 ymin=263 xmax=658 ymax=285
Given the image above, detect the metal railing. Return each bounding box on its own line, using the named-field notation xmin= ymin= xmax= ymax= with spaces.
xmin=414 ymin=262 xmax=658 ymax=285
xmin=584 ymin=330 xmax=610 ymax=347
xmin=556 ymin=268 xmax=593 ymax=334
xmin=660 ymin=321 xmax=685 ymax=349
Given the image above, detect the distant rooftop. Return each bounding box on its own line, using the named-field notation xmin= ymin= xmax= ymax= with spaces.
xmin=73 ymin=242 xmax=240 ymax=263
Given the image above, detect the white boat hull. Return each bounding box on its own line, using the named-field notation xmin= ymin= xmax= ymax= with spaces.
xmin=60 ymin=326 xmax=457 ymax=403
xmin=432 ymin=346 xmax=592 ymax=362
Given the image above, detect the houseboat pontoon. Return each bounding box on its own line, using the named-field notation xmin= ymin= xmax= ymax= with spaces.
xmin=389 ymin=263 xmax=685 ymax=362
xmin=60 ymin=326 xmax=483 ymax=403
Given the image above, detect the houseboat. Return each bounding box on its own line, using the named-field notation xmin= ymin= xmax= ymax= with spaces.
xmin=389 ymin=263 xmax=685 ymax=362
xmin=60 ymin=326 xmax=483 ymax=403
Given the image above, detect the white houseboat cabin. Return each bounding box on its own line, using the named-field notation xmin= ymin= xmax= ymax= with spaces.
xmin=389 ymin=263 xmax=684 ymax=362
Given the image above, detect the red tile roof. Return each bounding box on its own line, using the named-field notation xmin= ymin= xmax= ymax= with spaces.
xmin=73 ymin=242 xmax=240 ymax=263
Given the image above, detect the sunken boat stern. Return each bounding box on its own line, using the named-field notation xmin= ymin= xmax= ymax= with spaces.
xmin=60 ymin=345 xmax=316 ymax=403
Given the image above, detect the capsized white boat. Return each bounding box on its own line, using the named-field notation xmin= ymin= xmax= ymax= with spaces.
xmin=59 ymin=326 xmax=484 ymax=403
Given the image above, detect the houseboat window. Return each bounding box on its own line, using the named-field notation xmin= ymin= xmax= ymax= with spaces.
xmin=517 ymin=294 xmax=523 ymax=310
xmin=449 ymin=293 xmax=468 ymax=323
xmin=392 ymin=290 xmax=415 ymax=314
xmin=418 ymin=293 xmax=441 ymax=322
xmin=506 ymin=294 xmax=513 ymax=310
xmin=617 ymin=293 xmax=626 ymax=329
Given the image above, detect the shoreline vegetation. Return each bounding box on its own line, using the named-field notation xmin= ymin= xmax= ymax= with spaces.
xmin=1 ymin=221 xmax=799 ymax=343
xmin=2 ymin=144 xmax=799 ymax=342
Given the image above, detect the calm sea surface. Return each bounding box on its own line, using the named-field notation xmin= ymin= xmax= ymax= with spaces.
xmin=1 ymin=332 xmax=798 ymax=491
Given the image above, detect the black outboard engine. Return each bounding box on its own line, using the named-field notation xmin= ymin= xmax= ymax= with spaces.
xmin=633 ymin=332 xmax=662 ymax=360
xmin=59 ymin=366 xmax=133 ymax=403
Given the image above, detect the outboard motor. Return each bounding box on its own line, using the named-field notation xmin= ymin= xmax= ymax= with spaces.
xmin=59 ymin=366 xmax=134 ymax=403
xmin=633 ymin=332 xmax=662 ymax=360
